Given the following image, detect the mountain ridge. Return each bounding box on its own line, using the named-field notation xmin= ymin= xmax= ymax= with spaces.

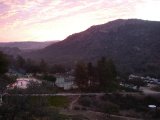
xmin=24 ymin=19 xmax=160 ymax=76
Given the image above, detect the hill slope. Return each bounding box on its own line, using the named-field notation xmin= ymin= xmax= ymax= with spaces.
xmin=26 ymin=19 xmax=160 ymax=76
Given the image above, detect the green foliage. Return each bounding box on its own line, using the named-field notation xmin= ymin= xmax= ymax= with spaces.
xmin=97 ymin=57 xmax=118 ymax=91
xmin=75 ymin=62 xmax=88 ymax=90
xmin=43 ymin=74 xmax=56 ymax=82
xmin=79 ymin=96 xmax=97 ymax=108
xmin=0 ymin=96 xmax=67 ymax=120
xmin=74 ymin=57 xmax=118 ymax=92
xmin=48 ymin=96 xmax=69 ymax=108
xmin=13 ymin=56 xmax=66 ymax=74
xmin=0 ymin=75 xmax=16 ymax=92
xmin=50 ymin=64 xmax=66 ymax=74
xmin=39 ymin=59 xmax=48 ymax=73
xmin=79 ymin=96 xmax=93 ymax=107
xmin=101 ymin=93 xmax=160 ymax=113
xmin=16 ymin=55 xmax=26 ymax=69
xmin=0 ymin=51 xmax=9 ymax=74
xmin=13 ymin=57 xmax=50 ymax=74
xmin=23 ymin=96 xmax=69 ymax=108
xmin=99 ymin=101 xmax=119 ymax=114
xmin=0 ymin=52 xmax=15 ymax=91
xmin=25 ymin=58 xmax=39 ymax=73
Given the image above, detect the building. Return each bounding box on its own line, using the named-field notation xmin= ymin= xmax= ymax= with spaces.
xmin=7 ymin=77 xmax=42 ymax=89
xmin=55 ymin=74 xmax=77 ymax=90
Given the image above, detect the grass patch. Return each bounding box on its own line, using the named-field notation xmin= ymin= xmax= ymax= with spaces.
xmin=48 ymin=96 xmax=69 ymax=108
xmin=29 ymin=96 xmax=69 ymax=108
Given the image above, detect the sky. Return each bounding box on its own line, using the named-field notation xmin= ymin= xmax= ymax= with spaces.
xmin=0 ymin=0 xmax=160 ymax=42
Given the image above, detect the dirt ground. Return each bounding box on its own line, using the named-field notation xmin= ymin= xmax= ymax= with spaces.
xmin=60 ymin=95 xmax=143 ymax=120
xmin=60 ymin=109 xmax=143 ymax=120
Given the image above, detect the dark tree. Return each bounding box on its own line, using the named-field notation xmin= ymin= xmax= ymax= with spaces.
xmin=0 ymin=52 xmax=15 ymax=94
xmin=50 ymin=64 xmax=66 ymax=74
xmin=87 ymin=62 xmax=94 ymax=78
xmin=87 ymin=62 xmax=96 ymax=87
xmin=25 ymin=59 xmax=40 ymax=73
xmin=39 ymin=59 xmax=48 ymax=73
xmin=97 ymin=57 xmax=108 ymax=90
xmin=97 ymin=57 xmax=118 ymax=91
xmin=0 ymin=51 xmax=9 ymax=75
xmin=43 ymin=74 xmax=56 ymax=86
xmin=16 ymin=55 xmax=26 ymax=70
xmin=75 ymin=62 xmax=88 ymax=90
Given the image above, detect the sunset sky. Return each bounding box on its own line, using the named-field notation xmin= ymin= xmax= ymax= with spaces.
xmin=0 ymin=0 xmax=160 ymax=42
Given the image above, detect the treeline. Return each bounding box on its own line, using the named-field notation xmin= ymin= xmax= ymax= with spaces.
xmin=0 ymin=51 xmax=15 ymax=93
xmin=1 ymin=51 xmax=119 ymax=92
xmin=75 ymin=57 xmax=119 ymax=92
xmin=0 ymin=51 xmax=9 ymax=75
xmin=9 ymin=55 xmax=66 ymax=74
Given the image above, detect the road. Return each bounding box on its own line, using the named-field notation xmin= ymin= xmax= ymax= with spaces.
xmin=141 ymin=87 xmax=160 ymax=95
xmin=2 ymin=84 xmax=160 ymax=97
xmin=69 ymin=95 xmax=80 ymax=110
xmin=4 ymin=93 xmax=106 ymax=96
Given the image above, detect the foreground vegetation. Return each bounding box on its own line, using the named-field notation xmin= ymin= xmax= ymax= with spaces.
xmin=0 ymin=96 xmax=68 ymax=120
xmin=1 ymin=50 xmax=160 ymax=120
xmin=77 ymin=93 xmax=160 ymax=119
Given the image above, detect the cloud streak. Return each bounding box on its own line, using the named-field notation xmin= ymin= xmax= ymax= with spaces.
xmin=0 ymin=0 xmax=159 ymax=42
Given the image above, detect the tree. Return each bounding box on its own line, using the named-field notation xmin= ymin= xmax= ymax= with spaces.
xmin=50 ymin=64 xmax=66 ymax=74
xmin=0 ymin=52 xmax=15 ymax=94
xmin=97 ymin=57 xmax=108 ymax=90
xmin=25 ymin=59 xmax=41 ymax=73
xmin=87 ymin=62 xmax=94 ymax=78
xmin=74 ymin=58 xmax=118 ymax=92
xmin=0 ymin=95 xmax=64 ymax=120
xmin=15 ymin=55 xmax=26 ymax=71
xmin=87 ymin=62 xmax=96 ymax=87
xmin=25 ymin=58 xmax=34 ymax=73
xmin=39 ymin=59 xmax=48 ymax=73
xmin=43 ymin=74 xmax=56 ymax=86
xmin=75 ymin=62 xmax=88 ymax=90
xmin=0 ymin=51 xmax=9 ymax=74
xmin=97 ymin=57 xmax=118 ymax=91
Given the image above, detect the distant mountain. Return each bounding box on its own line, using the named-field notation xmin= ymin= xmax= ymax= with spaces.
xmin=26 ymin=19 xmax=160 ymax=76
xmin=0 ymin=47 xmax=22 ymax=56
xmin=0 ymin=41 xmax=59 ymax=50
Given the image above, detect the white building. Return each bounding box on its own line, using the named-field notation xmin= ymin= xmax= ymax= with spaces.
xmin=7 ymin=77 xmax=42 ymax=89
xmin=55 ymin=75 xmax=77 ymax=90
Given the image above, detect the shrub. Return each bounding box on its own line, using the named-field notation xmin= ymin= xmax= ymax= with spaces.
xmin=79 ymin=96 xmax=92 ymax=107
xmin=99 ymin=101 xmax=119 ymax=114
xmin=74 ymin=106 xmax=80 ymax=110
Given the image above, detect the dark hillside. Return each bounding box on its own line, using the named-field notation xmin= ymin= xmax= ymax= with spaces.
xmin=26 ymin=19 xmax=160 ymax=76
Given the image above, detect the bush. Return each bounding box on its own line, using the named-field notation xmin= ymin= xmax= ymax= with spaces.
xmin=74 ymin=106 xmax=80 ymax=110
xmin=81 ymin=107 xmax=87 ymax=110
xmin=79 ymin=96 xmax=93 ymax=107
xmin=99 ymin=101 xmax=119 ymax=114
xmin=48 ymin=96 xmax=69 ymax=108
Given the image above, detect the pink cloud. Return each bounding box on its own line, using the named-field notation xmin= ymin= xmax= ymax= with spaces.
xmin=0 ymin=0 xmax=159 ymax=42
